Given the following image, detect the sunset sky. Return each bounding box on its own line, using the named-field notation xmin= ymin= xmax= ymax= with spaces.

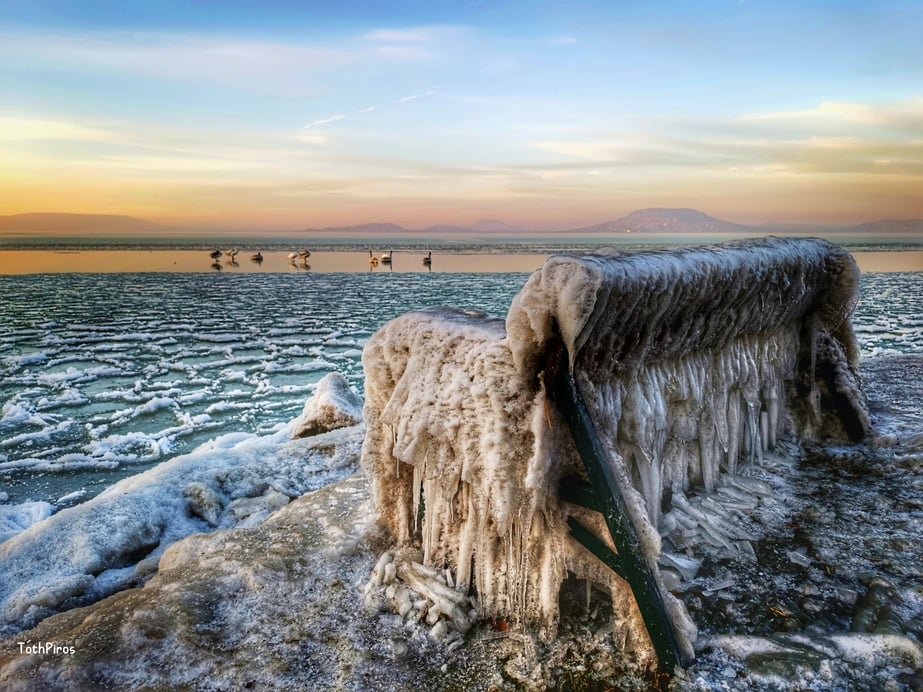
xmin=1 ymin=0 xmax=921 ymax=231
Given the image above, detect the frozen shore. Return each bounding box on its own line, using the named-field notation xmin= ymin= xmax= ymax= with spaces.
xmin=0 ymin=356 xmax=920 ymax=690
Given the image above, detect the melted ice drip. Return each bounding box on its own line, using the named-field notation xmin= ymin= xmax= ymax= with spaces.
xmin=361 ymin=237 xmax=869 ymax=664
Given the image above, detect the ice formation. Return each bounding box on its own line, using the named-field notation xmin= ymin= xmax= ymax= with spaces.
xmin=361 ymin=237 xmax=870 ymax=667
xmin=0 ymin=385 xmax=364 ymax=637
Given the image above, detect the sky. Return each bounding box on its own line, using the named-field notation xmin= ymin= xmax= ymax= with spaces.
xmin=1 ymin=0 xmax=921 ymax=232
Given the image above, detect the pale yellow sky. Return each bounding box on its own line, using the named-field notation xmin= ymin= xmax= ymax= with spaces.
xmin=3 ymin=3 xmax=922 ymax=232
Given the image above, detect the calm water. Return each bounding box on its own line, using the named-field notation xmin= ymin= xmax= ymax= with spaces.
xmin=0 ymin=268 xmax=920 ymax=507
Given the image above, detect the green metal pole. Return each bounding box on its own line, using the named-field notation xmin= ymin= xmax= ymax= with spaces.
xmin=550 ymin=355 xmax=688 ymax=673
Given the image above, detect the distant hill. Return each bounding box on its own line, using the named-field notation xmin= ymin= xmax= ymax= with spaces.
xmin=840 ymin=219 xmax=923 ymax=235
xmin=303 ymin=222 xmax=406 ymax=235
xmin=565 ymin=208 xmax=755 ymax=234
xmin=6 ymin=210 xmax=920 ymax=239
xmin=469 ymin=219 xmax=524 ymax=232
xmin=0 ymin=213 xmax=175 ymax=235
xmin=423 ymin=224 xmax=474 ymax=234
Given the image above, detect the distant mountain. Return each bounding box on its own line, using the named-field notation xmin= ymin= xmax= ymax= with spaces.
xmin=303 ymin=221 xmax=523 ymax=234
xmin=565 ymin=208 xmax=754 ymax=234
xmin=0 ymin=212 xmax=175 ymax=235
xmin=423 ymin=224 xmax=474 ymax=234
xmin=469 ymin=219 xmax=524 ymax=232
xmin=303 ymin=222 xmax=407 ymax=235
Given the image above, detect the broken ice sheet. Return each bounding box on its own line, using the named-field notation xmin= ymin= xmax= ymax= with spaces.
xmin=659 ymin=552 xmax=703 ymax=581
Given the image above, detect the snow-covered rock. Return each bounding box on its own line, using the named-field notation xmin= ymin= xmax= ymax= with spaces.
xmin=291 ymin=372 xmax=363 ymax=438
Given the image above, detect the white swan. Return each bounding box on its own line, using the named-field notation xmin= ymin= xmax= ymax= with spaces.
xmin=369 ymin=250 xmax=379 ymax=266
xmin=381 ymin=249 xmax=393 ymax=264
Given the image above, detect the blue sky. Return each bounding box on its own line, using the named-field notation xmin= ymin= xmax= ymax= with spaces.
xmin=2 ymin=0 xmax=921 ymax=230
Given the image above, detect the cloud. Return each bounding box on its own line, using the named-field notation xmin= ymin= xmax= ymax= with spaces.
xmin=376 ymin=45 xmax=431 ymax=59
xmin=0 ymin=117 xmax=118 ymax=142
xmin=295 ymin=133 xmax=327 ymax=145
xmin=303 ymin=115 xmax=346 ymax=129
xmin=0 ymin=29 xmax=352 ymax=97
xmin=394 ymin=88 xmax=438 ymax=104
xmin=357 ymin=106 xmax=377 ymax=113
xmin=362 ymin=29 xmax=434 ymax=43
xmin=736 ymin=98 xmax=923 ymax=130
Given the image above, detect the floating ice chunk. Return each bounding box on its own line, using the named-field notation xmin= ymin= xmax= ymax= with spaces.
xmin=56 ymin=490 xmax=87 ymax=506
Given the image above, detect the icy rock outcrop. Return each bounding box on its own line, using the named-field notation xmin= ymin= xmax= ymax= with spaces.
xmin=361 ymin=237 xmax=869 ymax=667
xmin=292 ymin=372 xmax=363 ymax=438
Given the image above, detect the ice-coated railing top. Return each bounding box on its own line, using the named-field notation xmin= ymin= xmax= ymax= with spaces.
xmin=506 ymin=236 xmax=861 ymax=378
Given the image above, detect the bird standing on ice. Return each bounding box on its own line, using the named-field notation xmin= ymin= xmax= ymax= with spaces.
xmin=423 ymin=251 xmax=432 ymax=267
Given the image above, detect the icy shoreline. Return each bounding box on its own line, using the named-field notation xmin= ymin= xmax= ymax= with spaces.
xmin=0 ymin=353 xmax=920 ymax=686
xmin=0 ymin=413 xmax=363 ymax=638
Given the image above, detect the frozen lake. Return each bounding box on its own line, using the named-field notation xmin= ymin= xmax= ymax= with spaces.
xmin=0 ymin=261 xmax=921 ymax=511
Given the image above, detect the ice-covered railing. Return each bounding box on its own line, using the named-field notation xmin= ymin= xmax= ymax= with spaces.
xmin=360 ymin=237 xmax=869 ymax=671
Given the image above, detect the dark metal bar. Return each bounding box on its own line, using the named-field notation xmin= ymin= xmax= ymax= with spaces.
xmin=550 ymin=354 xmax=688 ymax=673
xmin=559 ymin=476 xmax=602 ymax=512
xmin=567 ymin=516 xmax=626 ymax=580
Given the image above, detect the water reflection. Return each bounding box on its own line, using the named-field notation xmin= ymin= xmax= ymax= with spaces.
xmin=0 ymin=249 xmax=918 ymax=275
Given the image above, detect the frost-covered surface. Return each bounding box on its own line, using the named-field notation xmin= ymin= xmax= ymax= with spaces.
xmin=0 ymin=405 xmax=362 ymax=638
xmin=361 ymin=238 xmax=877 ymax=670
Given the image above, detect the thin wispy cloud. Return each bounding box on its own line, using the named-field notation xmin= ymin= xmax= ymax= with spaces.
xmin=394 ymin=88 xmax=438 ymax=104
xmin=376 ymin=45 xmax=430 ymax=59
xmin=357 ymin=106 xmax=377 ymax=113
xmin=0 ymin=117 xmax=118 ymax=143
xmin=303 ymin=115 xmax=346 ymax=129
xmin=0 ymin=30 xmax=349 ymax=97
xmin=362 ymin=28 xmax=434 ymax=43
